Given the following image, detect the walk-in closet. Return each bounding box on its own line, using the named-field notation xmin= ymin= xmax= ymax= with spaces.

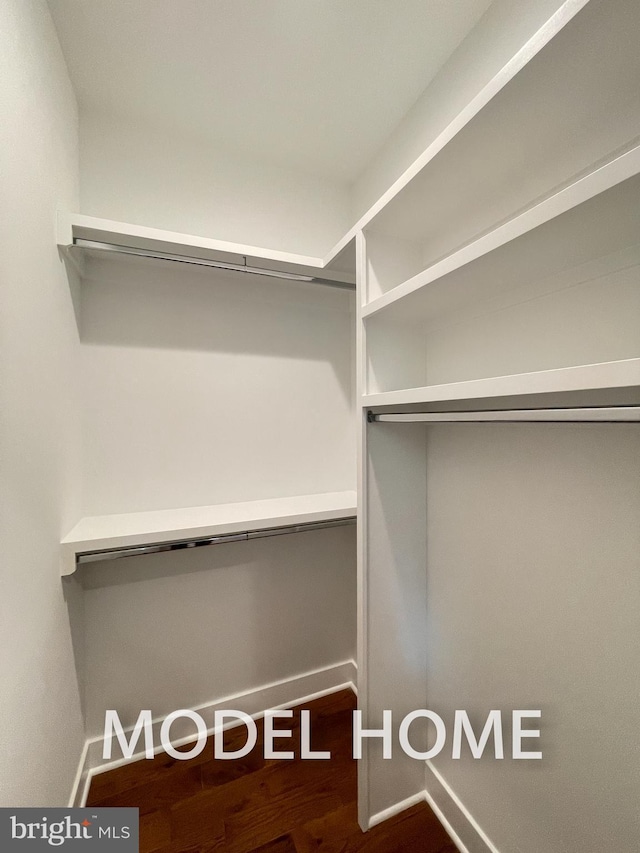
xmin=2 ymin=1 xmax=639 ymax=851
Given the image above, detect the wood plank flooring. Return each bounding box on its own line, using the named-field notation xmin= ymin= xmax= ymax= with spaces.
xmin=87 ymin=689 xmax=457 ymax=853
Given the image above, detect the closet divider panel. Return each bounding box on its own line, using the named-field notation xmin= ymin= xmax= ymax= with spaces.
xmin=361 ymin=421 xmax=429 ymax=820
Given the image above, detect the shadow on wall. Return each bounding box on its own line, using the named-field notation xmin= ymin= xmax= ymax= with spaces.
xmin=77 ymin=252 xmax=353 ymax=403
xmin=61 ymin=573 xmax=87 ymax=726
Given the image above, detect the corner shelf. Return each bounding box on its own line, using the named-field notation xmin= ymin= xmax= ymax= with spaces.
xmin=57 ymin=212 xmax=356 ymax=286
xmin=362 ymin=359 xmax=640 ymax=411
xmin=61 ymin=491 xmax=357 ymax=576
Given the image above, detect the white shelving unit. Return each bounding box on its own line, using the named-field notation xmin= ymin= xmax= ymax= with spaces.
xmin=354 ymin=0 xmax=640 ymax=834
xmin=361 ymin=146 xmax=640 ymax=409
xmin=61 ymin=490 xmax=357 ymax=576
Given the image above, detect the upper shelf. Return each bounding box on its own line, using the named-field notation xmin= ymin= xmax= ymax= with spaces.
xmin=362 ymin=161 xmax=640 ymax=325
xmin=60 ymin=490 xmax=357 ymax=576
xmin=325 ymin=0 xmax=591 ymax=266
xmin=57 ymin=213 xmax=356 ymax=287
xmin=363 ymin=0 xmax=640 ymax=269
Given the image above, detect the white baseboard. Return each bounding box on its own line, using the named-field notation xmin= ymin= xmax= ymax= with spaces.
xmin=362 ymin=763 xmax=500 ymax=852
xmin=367 ymin=791 xmax=427 ymax=829
xmin=69 ymin=659 xmax=356 ymax=808
xmin=424 ymin=761 xmax=501 ymax=853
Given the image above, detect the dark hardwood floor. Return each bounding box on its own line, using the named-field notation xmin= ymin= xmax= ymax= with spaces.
xmin=87 ymin=689 xmax=457 ymax=853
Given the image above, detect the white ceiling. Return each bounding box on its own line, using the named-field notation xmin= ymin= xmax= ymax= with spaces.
xmin=48 ymin=0 xmax=492 ymax=183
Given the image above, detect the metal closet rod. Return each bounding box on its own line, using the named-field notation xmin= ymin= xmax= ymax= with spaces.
xmin=73 ymin=239 xmax=356 ymax=290
xmin=369 ymin=406 xmax=640 ymax=424
xmin=76 ymin=516 xmax=356 ymax=566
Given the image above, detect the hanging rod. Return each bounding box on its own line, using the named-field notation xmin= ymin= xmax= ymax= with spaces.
xmin=72 ymin=239 xmax=356 ymax=290
xmin=75 ymin=516 xmax=356 ymax=566
xmin=368 ymin=406 xmax=640 ymax=424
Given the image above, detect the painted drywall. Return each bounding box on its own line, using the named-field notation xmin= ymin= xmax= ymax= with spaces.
xmin=0 ymin=0 xmax=85 ymax=806
xmin=351 ymin=0 xmax=573 ymax=222
xmin=81 ymin=524 xmax=356 ymax=738
xmin=79 ymin=110 xmax=351 ymax=258
xmin=78 ymin=253 xmax=356 ymax=515
xmin=424 ymin=424 xmax=640 ymax=852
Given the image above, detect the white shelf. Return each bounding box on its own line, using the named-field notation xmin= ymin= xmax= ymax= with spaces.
xmin=364 ymin=0 xmax=640 ymax=267
xmin=362 ymin=144 xmax=640 ymax=321
xmin=61 ymin=491 xmax=357 ymax=576
xmin=323 ymin=0 xmax=586 ymax=267
xmin=362 ymin=360 xmax=640 ymax=410
xmin=57 ymin=212 xmax=356 ymax=285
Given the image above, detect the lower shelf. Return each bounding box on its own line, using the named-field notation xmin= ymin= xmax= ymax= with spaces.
xmin=60 ymin=491 xmax=357 ymax=576
xmin=363 ymin=359 xmax=640 ymax=411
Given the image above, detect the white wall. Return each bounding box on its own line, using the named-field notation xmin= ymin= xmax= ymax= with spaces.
xmin=81 ymin=524 xmax=356 ymax=738
xmin=351 ymin=0 xmax=572 ymax=222
xmin=424 ymin=424 xmax=640 ymax=852
xmin=0 ymin=0 xmax=84 ymax=806
xmin=80 ymin=110 xmax=352 ymax=258
xmin=78 ymin=253 xmax=356 ymax=515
